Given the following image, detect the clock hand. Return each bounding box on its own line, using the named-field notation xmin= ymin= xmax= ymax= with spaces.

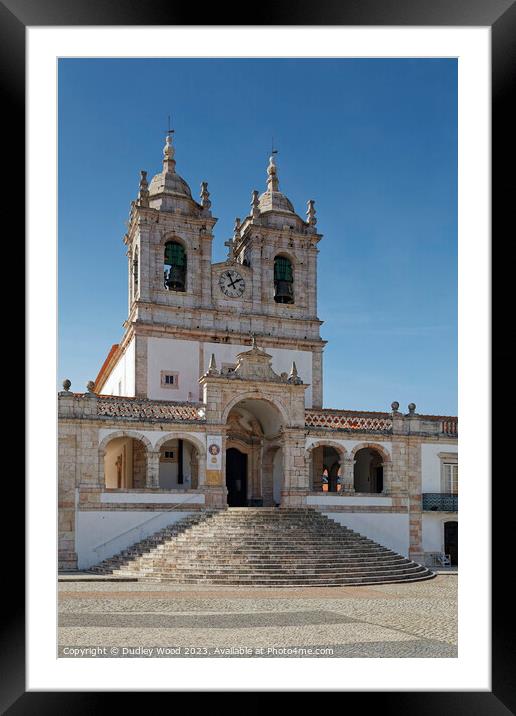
xmin=227 ymin=276 xmax=243 ymax=289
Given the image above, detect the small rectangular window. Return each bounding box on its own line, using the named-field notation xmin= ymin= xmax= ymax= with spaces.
xmin=160 ymin=371 xmax=179 ymax=389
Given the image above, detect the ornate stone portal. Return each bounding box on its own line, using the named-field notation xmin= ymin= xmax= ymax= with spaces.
xmin=199 ymin=340 xmax=308 ymax=507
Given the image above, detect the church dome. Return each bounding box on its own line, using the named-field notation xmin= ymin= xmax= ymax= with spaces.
xmin=258 ymin=188 xmax=295 ymax=214
xmin=148 ymin=169 xmax=192 ymax=199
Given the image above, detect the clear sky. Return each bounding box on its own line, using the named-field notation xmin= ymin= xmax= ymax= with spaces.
xmin=58 ymin=58 xmax=457 ymax=415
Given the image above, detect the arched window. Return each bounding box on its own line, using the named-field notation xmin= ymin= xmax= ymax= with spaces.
xmin=164 ymin=241 xmax=187 ymax=292
xmin=274 ymin=255 xmax=294 ymax=304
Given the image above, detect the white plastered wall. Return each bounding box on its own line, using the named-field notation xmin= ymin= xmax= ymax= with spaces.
xmin=76 ymin=510 xmax=198 ymax=569
xmin=422 ymin=513 xmax=458 ymax=553
xmin=101 ymin=337 xmax=136 ymax=396
xmin=147 ymin=337 xmax=200 ymax=401
xmin=421 ymin=442 xmax=458 ymax=492
xmin=323 ymin=512 xmax=410 ymax=557
xmin=145 ymin=336 xmax=314 ymax=406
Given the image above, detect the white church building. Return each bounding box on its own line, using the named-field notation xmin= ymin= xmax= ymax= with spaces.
xmin=58 ymin=131 xmax=458 ymax=575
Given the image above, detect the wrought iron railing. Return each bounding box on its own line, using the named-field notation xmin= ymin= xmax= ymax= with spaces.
xmin=422 ymin=493 xmax=458 ymax=511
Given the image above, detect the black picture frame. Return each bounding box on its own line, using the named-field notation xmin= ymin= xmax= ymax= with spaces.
xmin=8 ymin=0 xmax=512 ymax=709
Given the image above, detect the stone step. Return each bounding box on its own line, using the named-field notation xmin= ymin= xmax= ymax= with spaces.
xmin=88 ymin=507 xmax=433 ymax=586
xmin=140 ymin=573 xmax=434 ymax=586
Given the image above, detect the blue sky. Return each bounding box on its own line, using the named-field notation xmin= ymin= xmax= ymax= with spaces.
xmin=58 ymin=58 xmax=457 ymax=415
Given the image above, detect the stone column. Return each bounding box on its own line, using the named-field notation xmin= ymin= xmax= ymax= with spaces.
xmin=200 ymin=429 xmax=227 ymax=507
xmin=340 ymin=456 xmax=355 ymax=494
xmin=138 ymin=226 xmax=151 ymax=302
xmin=134 ymin=334 xmax=148 ymax=398
xmin=311 ymin=347 xmax=324 ymax=409
xmin=312 ymin=447 xmax=324 ymax=492
xmin=58 ymin=419 xmax=78 ymax=570
xmin=200 ymin=231 xmax=213 ymax=308
xmin=281 ymin=430 xmax=309 ymax=507
xmin=407 ymin=436 xmax=424 ymax=563
xmin=147 ymin=450 xmax=160 ymax=488
xmin=251 ymin=239 xmax=263 ymax=312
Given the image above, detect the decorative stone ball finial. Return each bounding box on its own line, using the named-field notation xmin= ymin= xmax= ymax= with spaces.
xmin=391 ymin=401 xmax=400 ymax=412
xmin=408 ymin=402 xmax=416 ymax=415
xmin=62 ymin=379 xmax=71 ymax=392
xmin=86 ymin=380 xmax=96 ymax=393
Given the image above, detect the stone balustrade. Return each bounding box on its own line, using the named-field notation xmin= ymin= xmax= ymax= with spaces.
xmin=305 ymin=409 xmax=393 ymax=433
xmin=97 ymin=396 xmax=206 ymax=422
xmin=58 ymin=393 xmax=457 ymax=436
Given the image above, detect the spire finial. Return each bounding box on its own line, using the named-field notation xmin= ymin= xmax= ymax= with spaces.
xmin=288 ymin=361 xmax=302 ymax=384
xmin=306 ymin=199 xmax=317 ymax=231
xmin=163 ymin=116 xmax=176 ymax=173
xmin=251 ymin=190 xmax=260 ymax=219
xmin=207 ymin=353 xmax=219 ymax=375
xmin=233 ymin=217 xmax=241 ymax=240
xmin=267 ymin=142 xmax=279 ymax=192
xmin=200 ymin=181 xmax=211 ymax=215
xmin=138 ymin=170 xmax=149 ymax=207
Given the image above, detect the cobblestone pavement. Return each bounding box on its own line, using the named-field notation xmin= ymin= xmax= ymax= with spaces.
xmin=58 ymin=575 xmax=457 ymax=658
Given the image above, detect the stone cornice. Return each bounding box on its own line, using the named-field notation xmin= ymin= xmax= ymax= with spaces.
xmin=130 ymin=321 xmax=326 ymax=350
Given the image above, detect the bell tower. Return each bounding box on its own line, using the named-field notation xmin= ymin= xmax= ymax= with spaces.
xmin=125 ymin=129 xmax=217 ymax=317
xmin=227 ymin=153 xmax=325 ymax=406
xmin=95 ymin=137 xmax=325 ymax=409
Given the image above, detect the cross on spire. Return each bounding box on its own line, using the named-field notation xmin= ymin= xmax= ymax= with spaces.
xmin=271 ymin=136 xmax=278 ymax=157
xmin=166 ymin=114 xmax=175 ymax=138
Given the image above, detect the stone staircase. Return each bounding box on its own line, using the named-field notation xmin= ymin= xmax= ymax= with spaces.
xmin=89 ymin=508 xmax=434 ymax=586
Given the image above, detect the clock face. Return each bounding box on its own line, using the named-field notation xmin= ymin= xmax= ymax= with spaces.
xmin=219 ymin=269 xmax=245 ymax=298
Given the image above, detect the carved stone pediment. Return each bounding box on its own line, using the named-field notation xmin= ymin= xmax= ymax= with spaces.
xmin=233 ymin=343 xmax=283 ymax=383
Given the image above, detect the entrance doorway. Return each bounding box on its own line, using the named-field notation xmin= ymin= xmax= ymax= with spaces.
xmin=444 ymin=521 xmax=458 ymax=566
xmin=226 ymin=448 xmax=248 ymax=506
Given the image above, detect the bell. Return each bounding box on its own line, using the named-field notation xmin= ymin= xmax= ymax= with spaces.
xmin=164 ymin=266 xmax=186 ymax=292
xmin=274 ymin=279 xmax=294 ymax=304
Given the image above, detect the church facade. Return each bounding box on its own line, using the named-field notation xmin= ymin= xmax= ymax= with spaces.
xmin=58 ymin=132 xmax=458 ymax=572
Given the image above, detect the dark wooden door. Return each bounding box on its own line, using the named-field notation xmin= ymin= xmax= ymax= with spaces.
xmin=226 ymin=448 xmax=248 ymax=506
xmin=444 ymin=521 xmax=458 ymax=566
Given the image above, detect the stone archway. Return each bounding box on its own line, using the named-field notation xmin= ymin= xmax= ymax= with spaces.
xmin=223 ymin=397 xmax=286 ymax=507
xmin=98 ymin=430 xmax=153 ymax=489
xmin=351 ymin=442 xmax=391 ymax=494
xmin=152 ymin=432 xmax=206 ymax=490
xmin=306 ymin=441 xmax=347 ymax=493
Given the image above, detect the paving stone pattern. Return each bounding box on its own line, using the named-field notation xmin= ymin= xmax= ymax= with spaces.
xmin=58 ymin=575 xmax=457 ymax=658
